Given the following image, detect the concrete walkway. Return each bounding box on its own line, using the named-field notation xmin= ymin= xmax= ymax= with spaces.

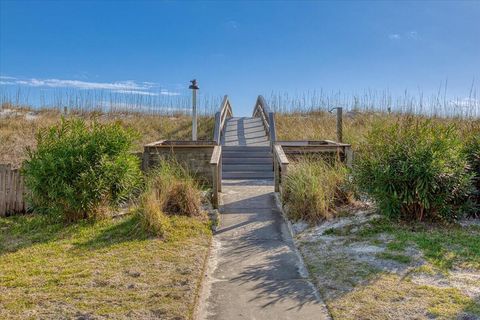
xmin=200 ymin=180 xmax=331 ymax=320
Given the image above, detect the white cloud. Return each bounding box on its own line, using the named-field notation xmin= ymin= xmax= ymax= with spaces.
xmin=388 ymin=34 xmax=401 ymax=40
xmin=0 ymin=75 xmax=16 ymax=80
xmin=226 ymin=19 xmax=239 ymax=30
xmin=450 ymin=97 xmax=479 ymax=108
xmin=113 ymin=89 xmax=159 ymax=96
xmin=160 ymin=89 xmax=180 ymax=96
xmin=0 ymin=76 xmax=180 ymax=96
xmin=408 ymin=31 xmax=419 ymax=40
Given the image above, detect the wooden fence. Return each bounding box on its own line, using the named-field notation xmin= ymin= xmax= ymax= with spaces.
xmin=0 ymin=164 xmax=27 ymax=217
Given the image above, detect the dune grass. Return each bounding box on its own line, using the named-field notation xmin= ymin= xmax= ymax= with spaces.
xmin=282 ymin=159 xmax=353 ymax=223
xmin=0 ymin=213 xmax=211 ymax=319
xmin=0 ymin=105 xmax=214 ymax=166
xmin=275 ymin=111 xmax=480 ymax=147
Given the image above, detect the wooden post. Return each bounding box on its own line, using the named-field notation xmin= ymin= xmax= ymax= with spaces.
xmin=218 ymin=153 xmax=222 ymax=193
xmin=336 ymin=107 xmax=343 ymax=143
xmin=211 ymin=165 xmax=218 ymax=209
xmin=210 ymin=146 xmax=222 ymax=209
xmin=0 ymin=165 xmax=5 ymax=217
xmin=345 ymin=146 xmax=354 ymax=168
xmin=274 ymin=155 xmax=280 ymax=192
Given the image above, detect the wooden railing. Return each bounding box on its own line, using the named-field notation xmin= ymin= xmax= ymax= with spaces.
xmin=273 ymin=145 xmax=289 ymax=194
xmin=252 ymin=95 xmax=276 ymax=145
xmin=210 ymin=146 xmax=222 ymax=209
xmin=210 ymin=95 xmax=232 ymax=208
xmin=213 ymin=95 xmax=233 ymax=145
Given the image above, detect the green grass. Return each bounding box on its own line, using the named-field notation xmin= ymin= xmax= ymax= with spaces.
xmin=0 ymin=213 xmax=211 ymax=319
xmin=375 ymin=252 xmax=412 ymax=264
xmin=328 ymin=273 xmax=480 ymax=320
xmin=282 ymin=159 xmax=353 ymax=222
xmin=359 ymin=218 xmax=480 ymax=271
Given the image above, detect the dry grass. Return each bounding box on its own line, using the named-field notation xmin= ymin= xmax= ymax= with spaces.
xmin=0 ymin=213 xmax=212 ymax=319
xmin=329 ymin=273 xmax=480 ymax=320
xmin=283 ymin=159 xmax=353 ymax=223
xmin=0 ymin=105 xmax=214 ymax=167
xmin=137 ymin=161 xmax=205 ymax=237
xmin=275 ymin=111 xmax=480 ymax=147
xmin=297 ymin=214 xmax=480 ymax=320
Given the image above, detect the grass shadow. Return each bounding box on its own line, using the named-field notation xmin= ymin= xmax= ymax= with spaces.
xmin=73 ymin=214 xmax=150 ymax=250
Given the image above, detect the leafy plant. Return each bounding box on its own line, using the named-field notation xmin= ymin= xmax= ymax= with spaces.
xmin=354 ymin=117 xmax=474 ymax=222
xmin=464 ymin=133 xmax=480 ymax=217
xmin=22 ymin=118 xmax=142 ymax=221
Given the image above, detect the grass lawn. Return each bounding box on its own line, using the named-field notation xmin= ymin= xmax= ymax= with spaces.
xmin=0 ymin=213 xmax=212 ymax=319
xmin=296 ymin=212 xmax=480 ymax=320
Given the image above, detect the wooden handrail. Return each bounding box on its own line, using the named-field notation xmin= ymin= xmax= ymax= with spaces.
xmin=252 ymin=95 xmax=276 ymax=144
xmin=213 ymin=95 xmax=233 ymax=145
xmin=274 ymin=145 xmax=289 ymax=166
xmin=210 ymin=145 xmax=222 ymax=208
xmin=210 ymin=145 xmax=222 ymax=166
xmin=273 ymin=144 xmax=289 ymax=193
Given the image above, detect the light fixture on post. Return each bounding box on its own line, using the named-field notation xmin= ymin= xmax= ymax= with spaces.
xmin=189 ymin=79 xmax=199 ymax=141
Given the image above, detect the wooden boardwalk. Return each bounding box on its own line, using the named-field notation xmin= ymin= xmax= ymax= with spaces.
xmin=221 ymin=117 xmax=274 ymax=180
xmin=200 ymin=100 xmax=332 ymax=319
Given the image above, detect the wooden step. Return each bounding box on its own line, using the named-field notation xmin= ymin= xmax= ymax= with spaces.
xmin=223 ymin=146 xmax=271 ymax=152
xmin=222 ymin=157 xmax=273 ymax=164
xmin=223 ymin=164 xmax=273 ymax=172
xmin=222 ymin=152 xmax=272 ymax=158
xmin=223 ymin=171 xmax=274 ymax=179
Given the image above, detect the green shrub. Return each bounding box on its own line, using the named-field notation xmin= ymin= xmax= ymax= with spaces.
xmin=354 ymin=118 xmax=474 ymax=222
xmin=464 ymin=134 xmax=480 ymax=217
xmin=137 ymin=160 xmax=204 ymax=236
xmin=282 ymin=159 xmax=352 ymax=222
xmin=22 ymin=118 xmax=142 ymax=221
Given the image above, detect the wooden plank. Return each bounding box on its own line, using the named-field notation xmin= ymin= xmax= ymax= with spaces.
xmin=9 ymin=166 xmax=15 ymax=214
xmin=5 ymin=164 xmax=11 ymax=214
xmin=0 ymin=165 xmax=5 ymax=217
xmin=15 ymin=170 xmax=22 ymax=212
xmin=210 ymin=146 xmax=222 ymax=165
xmin=18 ymin=170 xmax=25 ymax=212
xmin=274 ymin=145 xmax=289 ymax=165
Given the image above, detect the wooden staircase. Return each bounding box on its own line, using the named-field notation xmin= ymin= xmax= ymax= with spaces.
xmin=221 ymin=117 xmax=274 ymax=180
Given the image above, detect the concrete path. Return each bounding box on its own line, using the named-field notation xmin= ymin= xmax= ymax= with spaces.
xmin=200 ymin=180 xmax=331 ymax=320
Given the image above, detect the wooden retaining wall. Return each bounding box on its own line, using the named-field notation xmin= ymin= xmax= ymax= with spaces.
xmin=0 ymin=164 xmax=26 ymax=217
xmin=142 ymin=140 xmax=216 ymax=187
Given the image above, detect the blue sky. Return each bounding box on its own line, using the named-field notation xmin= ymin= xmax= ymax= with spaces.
xmin=1 ymin=0 xmax=479 ymax=115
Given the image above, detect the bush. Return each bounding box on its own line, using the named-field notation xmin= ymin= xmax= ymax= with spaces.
xmin=464 ymin=134 xmax=480 ymax=217
xmin=137 ymin=160 xmax=203 ymax=236
xmin=22 ymin=118 xmax=142 ymax=221
xmin=354 ymin=118 xmax=474 ymax=222
xmin=282 ymin=159 xmax=352 ymax=222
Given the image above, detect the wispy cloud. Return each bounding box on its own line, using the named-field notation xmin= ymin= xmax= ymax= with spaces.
xmin=408 ymin=31 xmax=419 ymax=40
xmin=388 ymin=31 xmax=420 ymax=41
xmin=0 ymin=76 xmax=180 ymax=96
xmin=388 ymin=34 xmax=401 ymax=40
xmin=226 ymin=19 xmax=239 ymax=30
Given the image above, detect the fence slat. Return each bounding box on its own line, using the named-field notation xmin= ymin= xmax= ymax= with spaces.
xmin=0 ymin=164 xmax=26 ymax=217
xmin=0 ymin=165 xmax=6 ymax=217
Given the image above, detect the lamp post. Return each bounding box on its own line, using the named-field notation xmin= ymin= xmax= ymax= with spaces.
xmin=189 ymin=79 xmax=199 ymax=141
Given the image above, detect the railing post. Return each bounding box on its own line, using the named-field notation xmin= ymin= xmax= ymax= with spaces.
xmin=218 ymin=153 xmax=222 ymax=193
xmin=345 ymin=146 xmax=353 ymax=168
xmin=211 ymin=165 xmax=218 ymax=209
xmin=274 ymin=155 xmax=280 ymax=192
xmin=336 ymin=107 xmax=343 ymax=143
